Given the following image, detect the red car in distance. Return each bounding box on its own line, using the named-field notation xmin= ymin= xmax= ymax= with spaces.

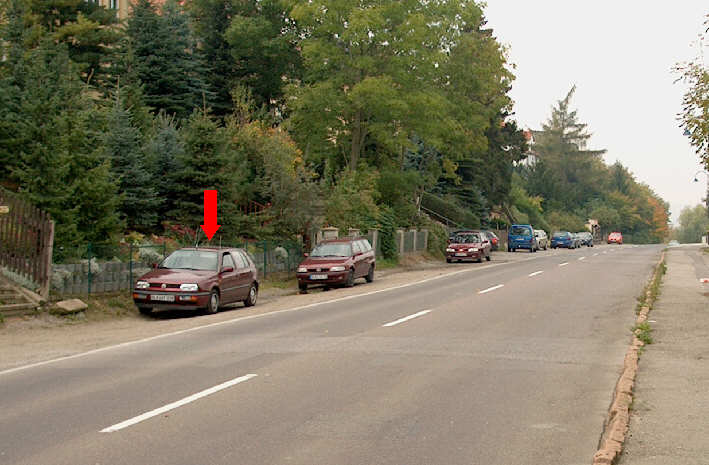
xmin=296 ymin=238 xmax=375 ymax=292
xmin=607 ymin=232 xmax=623 ymax=245
xmin=446 ymin=230 xmax=492 ymax=263
xmin=132 ymin=247 xmax=259 ymax=316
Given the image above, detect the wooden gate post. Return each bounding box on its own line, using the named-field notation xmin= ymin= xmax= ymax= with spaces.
xmin=40 ymin=220 xmax=54 ymax=300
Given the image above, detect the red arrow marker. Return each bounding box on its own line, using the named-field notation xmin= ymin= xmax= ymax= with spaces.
xmin=200 ymin=190 xmax=220 ymax=241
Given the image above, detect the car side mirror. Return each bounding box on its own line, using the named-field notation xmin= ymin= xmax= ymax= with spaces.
xmin=483 ymin=240 xmax=489 ymax=244
xmin=221 ymin=266 xmax=234 ymax=273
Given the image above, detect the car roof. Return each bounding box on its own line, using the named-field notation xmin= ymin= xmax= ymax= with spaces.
xmin=319 ymin=237 xmax=365 ymax=244
xmin=179 ymin=247 xmax=243 ymax=252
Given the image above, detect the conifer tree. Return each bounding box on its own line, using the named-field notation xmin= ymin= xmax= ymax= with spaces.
xmin=103 ymin=96 xmax=161 ymax=230
xmin=144 ymin=113 xmax=185 ymax=220
xmin=125 ymin=0 xmax=210 ymax=119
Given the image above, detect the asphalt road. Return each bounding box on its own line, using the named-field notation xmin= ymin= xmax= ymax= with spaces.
xmin=0 ymin=244 xmax=663 ymax=465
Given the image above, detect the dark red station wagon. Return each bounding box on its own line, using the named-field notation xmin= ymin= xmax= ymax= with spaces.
xmin=296 ymin=238 xmax=375 ymax=292
xmin=132 ymin=247 xmax=259 ymax=315
xmin=446 ymin=230 xmax=492 ymax=263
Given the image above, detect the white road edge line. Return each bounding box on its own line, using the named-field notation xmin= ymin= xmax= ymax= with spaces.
xmin=382 ymin=310 xmax=432 ymax=327
xmin=100 ymin=374 xmax=257 ymax=433
xmin=559 ymin=262 xmax=569 ymax=267
xmin=0 ymin=251 xmax=552 ymax=377
xmin=593 ymin=253 xmax=599 ymax=256
xmin=478 ymin=284 xmax=504 ymax=294
xmin=528 ymin=271 xmax=544 ymax=277
xmin=579 ymin=257 xmax=586 ymax=261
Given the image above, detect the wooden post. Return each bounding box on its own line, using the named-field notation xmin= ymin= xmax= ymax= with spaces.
xmin=40 ymin=220 xmax=54 ymax=300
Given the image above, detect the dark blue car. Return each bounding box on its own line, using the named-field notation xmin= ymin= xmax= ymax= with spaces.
xmin=507 ymin=224 xmax=538 ymax=252
xmin=551 ymin=231 xmax=576 ymax=249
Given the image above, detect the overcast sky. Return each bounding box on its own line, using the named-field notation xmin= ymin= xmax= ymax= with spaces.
xmin=483 ymin=1 xmax=708 ymax=224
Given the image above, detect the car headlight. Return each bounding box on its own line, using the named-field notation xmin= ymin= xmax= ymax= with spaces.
xmin=469 ymin=248 xmax=478 ymax=252
xmin=179 ymin=283 xmax=199 ymax=292
xmin=330 ymin=266 xmax=346 ymax=272
xmin=297 ymin=267 xmax=308 ymax=273
xmin=135 ymin=281 xmax=149 ymax=289
xmin=446 ymin=248 xmax=455 ymax=252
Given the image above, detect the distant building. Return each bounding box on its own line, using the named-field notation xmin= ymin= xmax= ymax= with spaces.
xmin=517 ymin=129 xmax=540 ymax=167
xmin=90 ymin=0 xmax=131 ymax=20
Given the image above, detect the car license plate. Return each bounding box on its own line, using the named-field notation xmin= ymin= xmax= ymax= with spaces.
xmin=310 ymin=274 xmax=328 ymax=280
xmin=455 ymin=253 xmax=467 ymax=257
xmin=150 ymin=294 xmax=175 ymax=302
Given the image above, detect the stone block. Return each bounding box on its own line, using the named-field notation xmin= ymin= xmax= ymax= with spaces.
xmin=52 ymin=298 xmax=88 ymax=315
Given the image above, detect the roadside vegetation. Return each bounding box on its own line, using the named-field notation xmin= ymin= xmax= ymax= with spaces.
xmin=670 ymin=204 xmax=709 ymax=244
xmin=0 ymin=0 xmax=670 ymax=264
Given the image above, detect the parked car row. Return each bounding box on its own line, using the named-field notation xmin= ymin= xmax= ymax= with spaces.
xmin=133 ymin=236 xmax=377 ymax=315
xmin=550 ymin=231 xmax=594 ymax=249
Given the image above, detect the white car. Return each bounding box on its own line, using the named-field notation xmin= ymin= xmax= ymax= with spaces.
xmin=534 ymin=230 xmax=549 ymax=250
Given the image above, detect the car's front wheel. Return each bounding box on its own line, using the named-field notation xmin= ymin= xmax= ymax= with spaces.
xmin=244 ymin=283 xmax=258 ymax=307
xmin=344 ymin=269 xmax=355 ymax=287
xmin=206 ymin=289 xmax=219 ymax=314
xmin=365 ymin=265 xmax=374 ymax=283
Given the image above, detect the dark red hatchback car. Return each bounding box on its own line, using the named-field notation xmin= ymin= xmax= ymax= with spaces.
xmin=446 ymin=230 xmax=492 ymax=263
xmin=132 ymin=247 xmax=259 ymax=315
xmin=296 ymin=238 xmax=375 ymax=292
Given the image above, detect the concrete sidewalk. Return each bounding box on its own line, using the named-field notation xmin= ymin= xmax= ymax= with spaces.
xmin=620 ymin=245 xmax=709 ymax=464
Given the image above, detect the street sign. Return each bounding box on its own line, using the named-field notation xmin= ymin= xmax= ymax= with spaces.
xmin=0 ymin=206 xmax=9 ymax=214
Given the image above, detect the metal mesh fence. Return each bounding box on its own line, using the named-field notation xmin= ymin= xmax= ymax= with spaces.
xmin=51 ymin=240 xmax=302 ymax=296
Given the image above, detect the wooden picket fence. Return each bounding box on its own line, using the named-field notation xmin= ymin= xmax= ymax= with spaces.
xmin=0 ymin=188 xmax=54 ymax=298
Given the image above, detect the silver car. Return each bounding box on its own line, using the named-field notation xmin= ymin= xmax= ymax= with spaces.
xmin=534 ymin=229 xmax=548 ymax=250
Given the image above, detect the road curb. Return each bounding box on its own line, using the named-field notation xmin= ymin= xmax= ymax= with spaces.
xmin=592 ymin=251 xmax=665 ymax=465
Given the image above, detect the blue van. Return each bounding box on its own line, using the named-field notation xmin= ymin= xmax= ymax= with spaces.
xmin=508 ymin=224 xmax=538 ymax=252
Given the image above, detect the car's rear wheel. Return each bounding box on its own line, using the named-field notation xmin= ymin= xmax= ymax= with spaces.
xmin=446 ymin=258 xmax=452 ymax=263
xmin=206 ymin=289 xmax=219 ymax=314
xmin=344 ymin=269 xmax=355 ymax=287
xmin=138 ymin=306 xmax=152 ymax=316
xmin=298 ymin=282 xmax=308 ymax=293
xmin=365 ymin=265 xmax=374 ymax=283
xmin=244 ymin=283 xmax=258 ymax=307
xmin=485 ymin=253 xmax=491 ymax=261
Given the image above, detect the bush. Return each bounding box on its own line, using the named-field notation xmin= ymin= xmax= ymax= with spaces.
xmin=425 ymin=220 xmax=448 ymax=258
xmin=378 ymin=207 xmax=399 ymax=260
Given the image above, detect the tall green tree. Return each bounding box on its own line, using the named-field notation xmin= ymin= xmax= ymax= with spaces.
xmin=4 ymin=38 xmax=122 ymax=248
xmin=171 ymin=110 xmax=239 ymax=238
xmin=675 ymin=14 xmax=709 ymax=169
xmin=525 ymin=86 xmax=607 ymax=211
xmin=103 ymin=97 xmax=160 ymax=230
xmin=288 ymin=0 xmax=500 ymax=173
xmin=188 ymin=0 xmax=300 ymax=116
xmin=125 ymin=0 xmax=210 ymax=119
xmin=144 ymin=114 xmax=185 ymax=221
xmin=24 ymin=0 xmax=122 ymax=89
xmin=676 ymin=204 xmax=709 ymax=243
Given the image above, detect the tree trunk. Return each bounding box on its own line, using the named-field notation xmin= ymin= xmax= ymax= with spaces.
xmin=350 ymin=110 xmax=364 ymax=171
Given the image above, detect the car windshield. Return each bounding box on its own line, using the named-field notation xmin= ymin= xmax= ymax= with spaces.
xmin=311 ymin=243 xmax=352 ymax=257
xmin=160 ymin=250 xmax=218 ymax=271
xmin=510 ymin=226 xmax=531 ymax=236
xmin=553 ymin=232 xmax=568 ymax=238
xmin=454 ymin=233 xmax=481 ymax=243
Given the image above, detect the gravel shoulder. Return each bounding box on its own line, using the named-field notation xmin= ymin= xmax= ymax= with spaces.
xmin=0 ymin=251 xmax=538 ymax=372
